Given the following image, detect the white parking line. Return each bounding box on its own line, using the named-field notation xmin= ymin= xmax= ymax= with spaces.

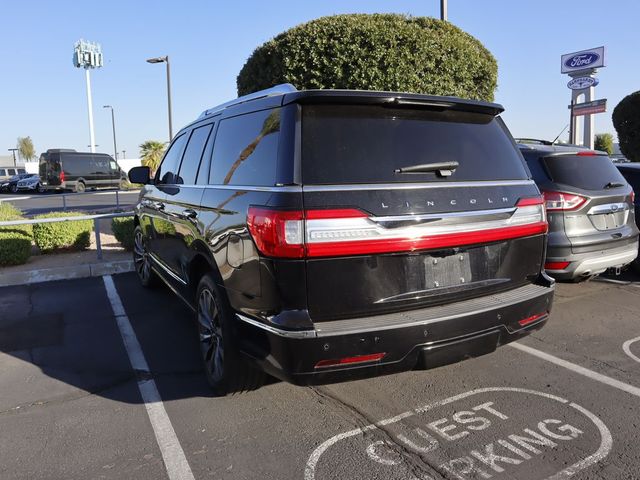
xmin=102 ymin=275 xmax=195 ymax=480
xmin=510 ymin=342 xmax=640 ymax=398
xmin=622 ymin=336 xmax=640 ymax=364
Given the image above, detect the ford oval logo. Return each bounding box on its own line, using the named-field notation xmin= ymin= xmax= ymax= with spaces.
xmin=567 ymin=76 xmax=599 ymax=90
xmin=564 ymin=53 xmax=600 ymax=69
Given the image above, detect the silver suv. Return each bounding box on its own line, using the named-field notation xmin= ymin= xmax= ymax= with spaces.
xmin=519 ymin=143 xmax=639 ymax=280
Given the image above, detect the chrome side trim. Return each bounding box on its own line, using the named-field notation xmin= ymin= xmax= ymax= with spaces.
xmin=148 ymin=253 xmax=187 ymax=285
xmin=236 ymin=314 xmax=318 ymax=338
xmin=173 ymin=184 xmax=303 ymax=192
xmin=302 ymin=180 xmax=536 ymax=192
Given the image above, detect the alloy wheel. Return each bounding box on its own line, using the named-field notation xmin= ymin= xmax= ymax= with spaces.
xmin=197 ymin=288 xmax=224 ymax=383
xmin=133 ymin=229 xmax=151 ymax=282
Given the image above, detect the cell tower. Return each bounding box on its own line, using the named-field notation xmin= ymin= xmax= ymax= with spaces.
xmin=73 ymin=40 xmax=103 ymax=153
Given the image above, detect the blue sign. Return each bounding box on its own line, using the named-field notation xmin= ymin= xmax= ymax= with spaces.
xmin=567 ymin=76 xmax=599 ymax=90
xmin=564 ymin=53 xmax=599 ymax=70
xmin=561 ymin=47 xmax=605 ymax=73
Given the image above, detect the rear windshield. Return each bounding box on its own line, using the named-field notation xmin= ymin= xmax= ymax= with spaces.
xmin=543 ymin=155 xmax=627 ymax=190
xmin=301 ymin=104 xmax=528 ymax=184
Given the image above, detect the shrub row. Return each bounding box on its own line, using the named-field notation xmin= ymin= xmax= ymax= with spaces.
xmin=0 ymin=203 xmax=32 ymax=266
xmin=111 ymin=217 xmax=135 ymax=251
xmin=32 ymin=212 xmax=92 ymax=253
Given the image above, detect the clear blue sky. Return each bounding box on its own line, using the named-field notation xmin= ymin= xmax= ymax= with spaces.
xmin=1 ymin=0 xmax=637 ymax=159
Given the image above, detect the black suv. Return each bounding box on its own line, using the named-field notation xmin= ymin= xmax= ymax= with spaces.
xmin=129 ymin=85 xmax=554 ymax=395
xmin=518 ymin=141 xmax=638 ymax=280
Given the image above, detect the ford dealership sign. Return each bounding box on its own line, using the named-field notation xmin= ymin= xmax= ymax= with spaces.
xmin=561 ymin=46 xmax=605 ymax=74
xmin=567 ymin=76 xmax=599 ymax=90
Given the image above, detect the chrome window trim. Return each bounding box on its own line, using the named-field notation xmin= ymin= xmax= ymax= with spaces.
xmin=236 ymin=314 xmax=317 ymax=338
xmin=302 ymin=180 xmax=536 ymax=192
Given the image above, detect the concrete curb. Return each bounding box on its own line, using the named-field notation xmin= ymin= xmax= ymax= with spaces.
xmin=0 ymin=260 xmax=134 ymax=287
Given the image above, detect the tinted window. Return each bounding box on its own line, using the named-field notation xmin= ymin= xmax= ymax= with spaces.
xmin=18 ymin=169 xmax=25 ymax=174
xmin=543 ymin=155 xmax=627 ymax=190
xmin=156 ymin=134 xmax=188 ymax=185
xmin=0 ymin=169 xmax=6 ymax=176
xmin=8 ymin=169 xmax=16 ymax=176
xmin=61 ymin=155 xmax=92 ymax=175
xmin=177 ymin=124 xmax=213 ymax=184
xmin=302 ymin=105 xmax=528 ymax=184
xmin=91 ymin=156 xmax=109 ymax=173
xmin=210 ymin=108 xmax=280 ymax=186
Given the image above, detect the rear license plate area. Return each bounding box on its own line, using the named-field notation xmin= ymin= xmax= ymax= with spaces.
xmin=424 ymin=251 xmax=472 ymax=288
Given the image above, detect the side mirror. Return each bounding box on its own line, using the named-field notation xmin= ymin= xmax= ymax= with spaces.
xmin=128 ymin=166 xmax=151 ymax=184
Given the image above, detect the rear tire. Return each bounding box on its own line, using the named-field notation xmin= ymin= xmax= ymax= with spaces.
xmin=9 ymin=185 xmax=17 ymax=194
xmin=196 ymin=273 xmax=264 ymax=396
xmin=36 ymin=183 xmax=45 ymax=194
xmin=133 ymin=225 xmax=159 ymax=288
xmin=632 ymin=256 xmax=640 ymax=275
xmin=75 ymin=181 xmax=86 ymax=193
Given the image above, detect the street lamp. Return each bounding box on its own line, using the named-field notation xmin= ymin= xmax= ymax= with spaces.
xmin=103 ymin=105 xmax=118 ymax=159
xmin=7 ymin=148 xmax=18 ymax=167
xmin=146 ymin=55 xmax=173 ymax=140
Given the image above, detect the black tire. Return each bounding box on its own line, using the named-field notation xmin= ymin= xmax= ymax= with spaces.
xmin=632 ymin=256 xmax=640 ymax=275
xmin=196 ymin=273 xmax=264 ymax=395
xmin=9 ymin=184 xmax=17 ymax=194
xmin=133 ymin=225 xmax=159 ymax=287
xmin=75 ymin=181 xmax=86 ymax=193
xmin=118 ymin=179 xmax=127 ymax=190
xmin=36 ymin=183 xmax=45 ymax=194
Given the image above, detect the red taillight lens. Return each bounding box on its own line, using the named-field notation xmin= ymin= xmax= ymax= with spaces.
xmin=631 ymin=190 xmax=635 ymax=204
xmin=576 ymin=151 xmax=598 ymax=156
xmin=314 ymin=352 xmax=387 ymax=369
xmin=545 ymin=261 xmax=570 ymax=270
xmin=248 ymin=200 xmax=548 ymax=259
xmin=246 ymin=207 xmax=304 ymax=258
xmin=60 ymin=171 xmax=65 ymax=182
xmin=542 ymin=190 xmax=587 ymax=211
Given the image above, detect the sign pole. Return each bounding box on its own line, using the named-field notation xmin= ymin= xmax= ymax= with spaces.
xmin=85 ymin=69 xmax=96 ymax=153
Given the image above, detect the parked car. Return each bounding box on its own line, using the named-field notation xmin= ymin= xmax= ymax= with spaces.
xmin=129 ymin=84 xmax=555 ymax=395
xmin=38 ymin=149 xmax=127 ymax=192
xmin=16 ymin=173 xmax=45 ymax=193
xmin=518 ymin=143 xmax=639 ymax=280
xmin=0 ymin=166 xmax=26 ymax=185
xmin=615 ymin=163 xmax=640 ymax=272
xmin=1 ymin=172 xmax=33 ymax=193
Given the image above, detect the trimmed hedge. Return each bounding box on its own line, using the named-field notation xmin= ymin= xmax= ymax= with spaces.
xmin=237 ymin=14 xmax=498 ymax=101
xmin=0 ymin=202 xmax=32 ymax=266
xmin=613 ymin=91 xmax=640 ymax=162
xmin=111 ymin=217 xmax=135 ymax=250
xmin=33 ymin=211 xmax=92 ymax=252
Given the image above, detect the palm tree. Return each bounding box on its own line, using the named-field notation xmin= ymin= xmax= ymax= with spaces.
xmin=17 ymin=136 xmax=36 ymax=162
xmin=139 ymin=140 xmax=167 ymax=176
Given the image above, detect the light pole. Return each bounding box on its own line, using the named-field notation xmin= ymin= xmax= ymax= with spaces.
xmin=8 ymin=148 xmax=18 ymax=167
xmin=103 ymin=105 xmax=118 ymax=159
xmin=440 ymin=0 xmax=448 ymax=20
xmin=146 ymin=55 xmax=173 ymax=140
xmin=73 ymin=40 xmax=103 ymax=153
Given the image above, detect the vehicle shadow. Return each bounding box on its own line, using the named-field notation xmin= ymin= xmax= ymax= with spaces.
xmin=0 ymin=273 xmax=232 ymax=405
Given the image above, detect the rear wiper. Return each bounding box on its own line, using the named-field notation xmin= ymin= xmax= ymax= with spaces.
xmin=604 ymin=181 xmax=625 ymax=189
xmin=394 ymin=161 xmax=459 ymax=177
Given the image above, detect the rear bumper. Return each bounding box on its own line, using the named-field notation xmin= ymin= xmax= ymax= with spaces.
xmin=235 ymin=279 xmax=555 ymax=385
xmin=546 ymin=238 xmax=639 ymax=280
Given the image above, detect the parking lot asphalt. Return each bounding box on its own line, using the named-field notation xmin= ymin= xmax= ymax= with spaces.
xmin=0 ymin=190 xmax=139 ymax=215
xmin=1 ymin=271 xmax=640 ymax=479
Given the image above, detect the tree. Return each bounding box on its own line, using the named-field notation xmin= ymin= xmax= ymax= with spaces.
xmin=139 ymin=140 xmax=167 ymax=175
xmin=237 ymin=14 xmax=498 ymax=102
xmin=613 ymin=91 xmax=640 ymax=162
xmin=17 ymin=136 xmax=36 ymax=162
xmin=594 ymin=133 xmax=614 ymax=155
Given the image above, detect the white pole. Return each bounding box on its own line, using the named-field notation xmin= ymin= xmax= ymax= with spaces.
xmin=85 ymin=69 xmax=96 ymax=153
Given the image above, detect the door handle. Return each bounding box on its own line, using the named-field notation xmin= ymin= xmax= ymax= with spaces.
xmin=183 ymin=208 xmax=198 ymax=219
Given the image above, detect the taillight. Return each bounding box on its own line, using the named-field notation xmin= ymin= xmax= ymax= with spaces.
xmin=248 ymin=198 xmax=547 ymax=259
xmin=576 ymin=151 xmax=598 ymax=156
xmin=60 ymin=171 xmax=65 ymax=182
xmin=518 ymin=312 xmax=547 ymax=327
xmin=542 ymin=190 xmax=587 ymax=211
xmin=631 ymin=190 xmax=636 ymax=204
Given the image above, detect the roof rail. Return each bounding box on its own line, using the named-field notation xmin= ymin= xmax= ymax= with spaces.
xmin=198 ymin=83 xmax=297 ymax=119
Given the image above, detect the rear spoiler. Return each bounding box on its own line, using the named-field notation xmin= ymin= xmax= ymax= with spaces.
xmin=283 ymin=90 xmax=504 ymax=116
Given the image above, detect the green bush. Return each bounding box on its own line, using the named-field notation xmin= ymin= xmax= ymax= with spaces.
xmin=0 ymin=229 xmax=32 ymax=266
xmin=613 ymin=91 xmax=640 ymax=162
xmin=237 ymin=14 xmax=497 ymax=101
xmin=33 ymin=211 xmax=92 ymax=252
xmin=0 ymin=202 xmax=32 ymax=265
xmin=111 ymin=217 xmax=135 ymax=250
xmin=595 ymin=133 xmax=614 ymax=155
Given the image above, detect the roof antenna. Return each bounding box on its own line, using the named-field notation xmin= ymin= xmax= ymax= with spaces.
xmin=551 ymin=124 xmax=569 ymax=145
